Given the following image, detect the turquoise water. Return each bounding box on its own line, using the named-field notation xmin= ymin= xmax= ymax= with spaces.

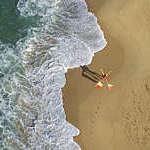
xmin=0 ymin=0 xmax=106 ymax=149
xmin=0 ymin=0 xmax=38 ymax=44
xmin=0 ymin=1 xmax=38 ymax=149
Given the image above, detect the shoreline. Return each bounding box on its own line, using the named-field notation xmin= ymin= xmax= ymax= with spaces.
xmin=62 ymin=0 xmax=150 ymax=150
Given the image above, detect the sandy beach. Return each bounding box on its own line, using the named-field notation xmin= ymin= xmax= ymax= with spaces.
xmin=62 ymin=0 xmax=150 ymax=150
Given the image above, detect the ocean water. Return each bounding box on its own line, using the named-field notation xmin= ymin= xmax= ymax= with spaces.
xmin=0 ymin=0 xmax=106 ymax=149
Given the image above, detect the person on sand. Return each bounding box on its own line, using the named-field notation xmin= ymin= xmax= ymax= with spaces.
xmin=80 ymin=65 xmax=114 ymax=90
xmin=97 ymin=69 xmax=114 ymax=90
xmin=80 ymin=65 xmax=103 ymax=83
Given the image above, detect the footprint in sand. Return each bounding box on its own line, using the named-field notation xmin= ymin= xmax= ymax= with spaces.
xmin=117 ymin=77 xmax=150 ymax=150
xmin=90 ymin=100 xmax=102 ymax=125
xmin=87 ymin=77 xmax=150 ymax=150
xmin=89 ymin=99 xmax=103 ymax=145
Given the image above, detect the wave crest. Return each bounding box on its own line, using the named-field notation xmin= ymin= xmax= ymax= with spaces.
xmin=4 ymin=0 xmax=108 ymax=149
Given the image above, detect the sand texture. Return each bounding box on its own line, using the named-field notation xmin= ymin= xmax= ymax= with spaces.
xmin=62 ymin=0 xmax=150 ymax=150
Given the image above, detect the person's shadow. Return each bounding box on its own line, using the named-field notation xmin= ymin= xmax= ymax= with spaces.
xmin=80 ymin=65 xmax=103 ymax=83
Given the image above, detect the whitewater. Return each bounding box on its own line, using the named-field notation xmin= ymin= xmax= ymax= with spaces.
xmin=0 ymin=0 xmax=106 ymax=149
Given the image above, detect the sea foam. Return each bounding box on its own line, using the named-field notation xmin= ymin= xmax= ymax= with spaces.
xmin=0 ymin=0 xmax=106 ymax=149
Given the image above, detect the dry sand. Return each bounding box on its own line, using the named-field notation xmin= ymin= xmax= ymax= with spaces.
xmin=62 ymin=0 xmax=150 ymax=150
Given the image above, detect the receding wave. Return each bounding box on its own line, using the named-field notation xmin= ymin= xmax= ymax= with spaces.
xmin=0 ymin=0 xmax=106 ymax=149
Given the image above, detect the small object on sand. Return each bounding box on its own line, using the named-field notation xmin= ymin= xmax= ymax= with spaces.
xmin=108 ymin=84 xmax=114 ymax=90
xmin=96 ymin=81 xmax=103 ymax=88
xmin=95 ymin=69 xmax=114 ymax=90
xmin=101 ymin=69 xmax=111 ymax=80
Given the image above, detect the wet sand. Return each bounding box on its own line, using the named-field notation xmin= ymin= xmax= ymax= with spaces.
xmin=62 ymin=0 xmax=150 ymax=150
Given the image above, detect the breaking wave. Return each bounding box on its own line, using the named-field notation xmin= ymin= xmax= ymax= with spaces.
xmin=0 ymin=0 xmax=106 ymax=149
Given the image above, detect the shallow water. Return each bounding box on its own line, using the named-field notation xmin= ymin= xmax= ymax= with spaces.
xmin=0 ymin=0 xmax=106 ymax=149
